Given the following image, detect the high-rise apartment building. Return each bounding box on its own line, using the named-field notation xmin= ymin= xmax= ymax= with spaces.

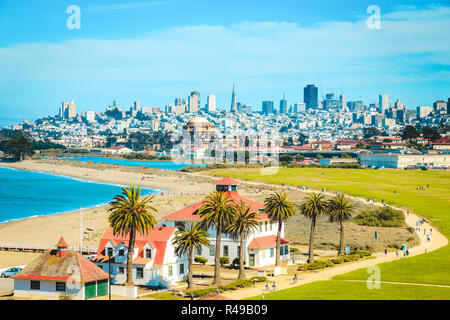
xmin=417 ymin=106 xmax=433 ymax=119
xmin=303 ymin=84 xmax=318 ymax=110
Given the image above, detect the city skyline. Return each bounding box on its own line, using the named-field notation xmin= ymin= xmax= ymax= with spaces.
xmin=0 ymin=1 xmax=449 ymax=119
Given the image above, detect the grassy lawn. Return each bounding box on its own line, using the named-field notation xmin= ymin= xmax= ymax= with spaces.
xmin=208 ymin=167 xmax=450 ymax=298
xmin=245 ymin=280 xmax=450 ymax=300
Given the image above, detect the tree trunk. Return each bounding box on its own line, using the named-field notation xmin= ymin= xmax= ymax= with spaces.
xmin=276 ymin=218 xmax=282 ymax=266
xmin=339 ymin=219 xmax=345 ymax=256
xmin=307 ymin=215 xmax=316 ymax=264
xmin=238 ymin=234 xmax=246 ymax=279
xmin=187 ymin=246 xmax=193 ymax=289
xmin=126 ymin=230 xmax=136 ymax=286
xmin=213 ymin=223 xmax=222 ymax=285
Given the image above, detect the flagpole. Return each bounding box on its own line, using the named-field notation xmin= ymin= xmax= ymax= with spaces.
xmin=80 ymin=206 xmax=83 ymax=254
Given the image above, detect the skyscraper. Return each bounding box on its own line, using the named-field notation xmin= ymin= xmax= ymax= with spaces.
xmin=304 ymin=84 xmax=318 ymax=110
xmin=262 ymin=101 xmax=274 ymax=115
xmin=60 ymin=100 xmax=76 ymax=119
xmin=230 ymin=83 xmax=237 ymax=112
xmin=206 ymin=93 xmax=216 ymax=113
xmin=188 ymin=91 xmax=200 ymax=113
xmin=279 ymin=93 xmax=288 ymax=114
xmin=379 ymin=94 xmax=390 ymax=113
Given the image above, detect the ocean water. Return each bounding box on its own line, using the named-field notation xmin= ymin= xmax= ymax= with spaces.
xmin=0 ymin=167 xmax=162 ymax=224
xmin=57 ymin=156 xmax=206 ymax=170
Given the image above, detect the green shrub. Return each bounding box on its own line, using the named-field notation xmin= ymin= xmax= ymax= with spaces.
xmin=220 ymin=257 xmax=230 ymax=267
xmin=354 ymin=207 xmax=406 ymax=227
xmin=297 ymin=259 xmax=334 ymax=271
xmin=232 ymin=257 xmax=246 ymax=267
xmin=194 ymin=256 xmax=207 ymax=265
xmin=251 ymin=276 xmax=267 ymax=283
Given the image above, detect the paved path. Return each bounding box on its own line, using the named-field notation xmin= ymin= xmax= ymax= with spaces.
xmin=200 ymin=176 xmax=449 ymax=300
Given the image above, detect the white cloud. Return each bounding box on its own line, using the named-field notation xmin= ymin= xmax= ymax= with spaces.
xmin=0 ymin=5 xmax=449 ymax=116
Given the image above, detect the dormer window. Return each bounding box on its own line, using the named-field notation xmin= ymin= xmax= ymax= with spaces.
xmin=145 ymin=248 xmax=152 ymax=259
xmin=119 ymin=249 xmax=125 ymax=256
xmin=107 ymin=247 xmax=113 ymax=257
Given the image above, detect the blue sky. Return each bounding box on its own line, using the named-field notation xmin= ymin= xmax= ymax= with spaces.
xmin=0 ymin=0 xmax=449 ymax=119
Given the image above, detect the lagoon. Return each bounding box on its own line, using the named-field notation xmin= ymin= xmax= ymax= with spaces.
xmin=56 ymin=156 xmax=205 ymax=170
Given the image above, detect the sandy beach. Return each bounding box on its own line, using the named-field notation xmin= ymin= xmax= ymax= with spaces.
xmin=0 ymin=159 xmax=279 ymax=268
xmin=0 ymin=159 xmax=419 ymax=270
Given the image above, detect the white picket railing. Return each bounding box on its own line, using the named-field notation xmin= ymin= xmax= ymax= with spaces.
xmin=0 ymin=243 xmax=97 ymax=254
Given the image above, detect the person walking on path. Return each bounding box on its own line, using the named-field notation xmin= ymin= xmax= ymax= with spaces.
xmin=430 ymin=228 xmax=433 ymax=235
xmin=384 ymin=248 xmax=388 ymax=255
xmin=261 ymin=293 xmax=265 ymax=300
xmin=294 ymin=273 xmax=298 ymax=284
xmin=272 ymin=281 xmax=277 ymax=292
xmin=265 ymin=281 xmax=269 ymax=291
xmin=396 ymin=250 xmax=399 ymax=258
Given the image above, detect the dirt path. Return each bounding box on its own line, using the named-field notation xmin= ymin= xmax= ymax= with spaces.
xmin=201 ymin=175 xmax=449 ymax=300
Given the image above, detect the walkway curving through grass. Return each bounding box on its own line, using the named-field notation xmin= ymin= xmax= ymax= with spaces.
xmin=204 ymin=168 xmax=450 ymax=299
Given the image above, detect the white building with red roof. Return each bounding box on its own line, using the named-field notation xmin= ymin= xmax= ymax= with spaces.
xmin=14 ymin=237 xmax=109 ymax=300
xmin=160 ymin=178 xmax=292 ymax=268
xmin=91 ymin=225 xmax=187 ymax=288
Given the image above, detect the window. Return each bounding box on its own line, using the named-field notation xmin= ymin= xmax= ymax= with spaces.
xmin=168 ymin=266 xmax=173 ymax=277
xmin=56 ymin=282 xmax=66 ymax=292
xmin=179 ymin=263 xmax=185 ymax=275
xmin=119 ymin=249 xmax=125 ymax=256
xmin=285 ymin=246 xmax=289 ymax=255
xmin=223 ymin=245 xmax=229 ymax=257
xmin=209 ymin=245 xmax=215 ymax=256
xmin=175 ymin=221 xmax=184 ymax=229
xmin=136 ymin=268 xmax=144 ymax=279
xmin=270 ymin=248 xmax=274 ymax=258
xmin=30 ymin=281 xmax=40 ymax=290
xmin=237 ymin=246 xmax=241 ymax=258
xmin=145 ymin=249 xmax=152 ymax=258
xmin=230 ymin=185 xmax=237 ymax=191
xmin=196 ymin=246 xmax=202 ymax=256
xmin=107 ymin=247 xmax=113 ymax=257
xmin=264 ymin=222 xmax=267 ymax=232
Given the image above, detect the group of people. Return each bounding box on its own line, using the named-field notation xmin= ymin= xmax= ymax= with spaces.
xmin=265 ymin=280 xmax=277 ymax=292
xmin=416 ymin=184 xmax=430 ymax=190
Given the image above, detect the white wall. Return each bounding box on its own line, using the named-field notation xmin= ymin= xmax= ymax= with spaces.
xmin=14 ymin=279 xmax=83 ymax=300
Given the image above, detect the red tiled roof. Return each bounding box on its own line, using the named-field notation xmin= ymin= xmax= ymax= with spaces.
xmin=96 ymin=226 xmax=176 ymax=266
xmin=248 ymin=235 xmax=292 ymax=249
xmin=15 ymin=250 xmax=109 ymax=283
xmin=213 ymin=177 xmax=241 ymax=185
xmin=162 ymin=191 xmax=267 ymax=221
xmin=55 ymin=236 xmax=69 ymax=248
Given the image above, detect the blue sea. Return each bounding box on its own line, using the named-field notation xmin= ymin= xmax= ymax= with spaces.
xmin=57 ymin=156 xmax=205 ymax=170
xmin=0 ymin=167 xmax=162 ymax=224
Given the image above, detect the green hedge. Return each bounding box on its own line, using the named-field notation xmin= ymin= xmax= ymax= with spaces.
xmin=354 ymin=207 xmax=406 ymax=227
xmin=185 ymin=278 xmax=260 ymax=298
xmin=194 ymin=256 xmax=208 ymax=265
xmin=297 ymin=251 xmax=372 ymax=271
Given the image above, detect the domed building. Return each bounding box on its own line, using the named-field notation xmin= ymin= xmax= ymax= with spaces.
xmin=182 ymin=116 xmax=216 ymax=147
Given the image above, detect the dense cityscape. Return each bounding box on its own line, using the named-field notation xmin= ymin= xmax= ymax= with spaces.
xmin=5 ymin=84 xmax=450 ymax=157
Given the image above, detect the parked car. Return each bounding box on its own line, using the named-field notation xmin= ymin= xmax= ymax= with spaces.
xmin=1 ymin=267 xmax=22 ymax=278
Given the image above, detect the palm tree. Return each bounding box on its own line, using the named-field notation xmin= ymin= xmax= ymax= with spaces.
xmin=108 ymin=185 xmax=157 ymax=286
xmin=264 ymin=191 xmax=296 ymax=266
xmin=225 ymin=201 xmax=261 ymax=279
xmin=172 ymin=222 xmax=210 ymax=289
xmin=327 ymin=193 xmax=354 ymax=256
xmin=198 ymin=191 xmax=236 ymax=285
xmin=299 ymin=193 xmax=328 ymax=263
